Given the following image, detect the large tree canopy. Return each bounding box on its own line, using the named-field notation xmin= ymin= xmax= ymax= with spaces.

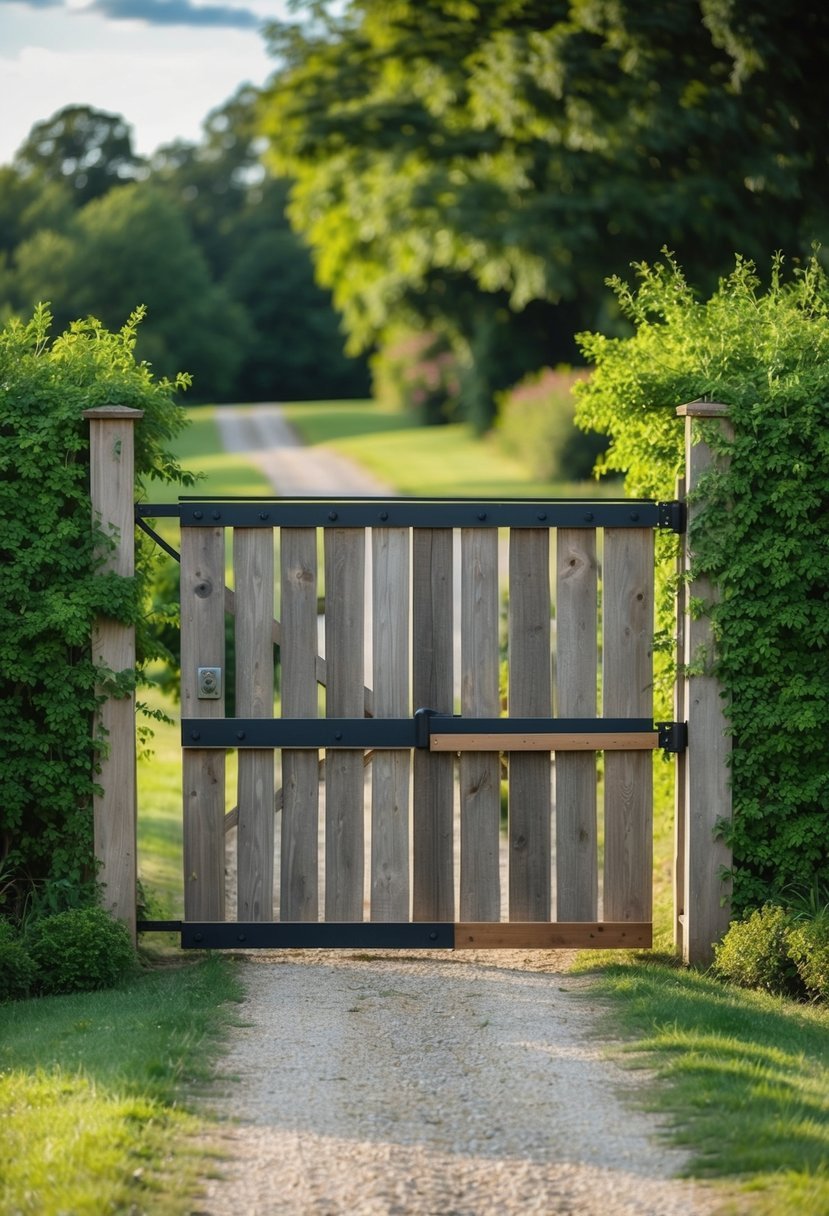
xmin=259 ymin=0 xmax=829 ymax=424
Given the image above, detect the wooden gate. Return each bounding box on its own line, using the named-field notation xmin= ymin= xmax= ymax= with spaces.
xmin=138 ymin=495 xmax=686 ymax=950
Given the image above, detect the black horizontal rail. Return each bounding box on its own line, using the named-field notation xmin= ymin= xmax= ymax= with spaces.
xmin=136 ymin=497 xmax=685 ymax=532
xmin=181 ymin=714 xmax=686 ymax=752
xmin=178 ymin=922 xmax=454 ymax=950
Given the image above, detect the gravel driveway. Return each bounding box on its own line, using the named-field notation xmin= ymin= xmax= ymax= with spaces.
xmin=194 ymin=406 xmax=725 ymax=1215
xmin=196 ymin=951 xmax=722 ymax=1216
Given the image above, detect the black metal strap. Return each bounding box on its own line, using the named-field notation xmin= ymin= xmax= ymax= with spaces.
xmin=137 ymin=497 xmax=686 ymax=532
xmin=178 ymin=922 xmax=454 ymax=950
xmin=182 ymin=713 xmax=688 ymax=752
xmin=135 ymin=512 xmax=181 ymax=563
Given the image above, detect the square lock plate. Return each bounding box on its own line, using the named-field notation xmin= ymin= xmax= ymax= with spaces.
xmin=197 ymin=666 xmax=222 ymax=699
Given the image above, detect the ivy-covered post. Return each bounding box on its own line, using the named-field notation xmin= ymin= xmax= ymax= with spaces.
xmin=84 ymin=405 xmax=144 ymax=942
xmin=677 ymin=401 xmax=733 ymax=965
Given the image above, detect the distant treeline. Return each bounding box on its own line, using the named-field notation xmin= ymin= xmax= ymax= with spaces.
xmin=0 ymin=91 xmax=370 ymax=404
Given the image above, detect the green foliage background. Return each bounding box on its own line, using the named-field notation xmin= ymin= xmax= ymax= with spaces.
xmin=0 ymin=306 xmax=190 ymax=918
xmin=576 ymin=253 xmax=829 ymax=912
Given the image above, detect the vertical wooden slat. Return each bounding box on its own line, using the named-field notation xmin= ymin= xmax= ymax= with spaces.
xmin=234 ymin=529 xmax=275 ymax=921
xmin=371 ymin=528 xmax=410 ymax=921
xmin=412 ymin=528 xmax=454 ymax=921
xmin=85 ymin=406 xmax=143 ymax=939
xmin=673 ymin=475 xmax=687 ymax=953
xmin=459 ymin=528 xmax=500 ymax=920
xmin=677 ymin=403 xmax=733 ymax=964
xmin=508 ymin=529 xmax=552 ymax=920
xmin=603 ymin=528 xmax=653 ymax=922
xmin=280 ymin=528 xmax=320 ymax=921
xmin=555 ymin=528 xmax=598 ymax=920
xmin=181 ymin=526 xmax=226 ymax=922
xmin=324 ymin=528 xmax=365 ymax=921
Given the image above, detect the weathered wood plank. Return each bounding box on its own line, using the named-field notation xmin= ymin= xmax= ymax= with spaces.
xmin=412 ymin=528 xmax=454 ymax=921
xmin=223 ymin=589 xmax=374 ymax=717
xmin=459 ymin=528 xmax=501 ymax=921
xmin=324 ymin=528 xmax=366 ymax=921
xmin=280 ymin=528 xmax=320 ymax=921
xmin=181 ymin=526 xmax=226 ymax=922
xmin=602 ymin=528 xmax=654 ymax=922
xmin=371 ymin=528 xmax=411 ymax=921
xmin=455 ymin=921 xmax=651 ymax=949
xmin=85 ymin=407 xmax=143 ymax=938
xmin=508 ymin=529 xmax=552 ymax=920
xmin=234 ymin=529 xmax=275 ymax=921
xmin=677 ymin=403 xmax=733 ymax=964
xmin=673 ymin=475 xmax=687 ymax=953
xmin=555 ymin=528 xmax=598 ymax=920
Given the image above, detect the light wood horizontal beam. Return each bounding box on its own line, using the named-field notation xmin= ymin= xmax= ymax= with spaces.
xmin=454 ymin=922 xmax=652 ymax=949
xmin=429 ymin=732 xmax=658 ymax=752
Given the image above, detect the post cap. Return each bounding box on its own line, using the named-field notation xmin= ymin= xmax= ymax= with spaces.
xmin=676 ymin=401 xmax=729 ymax=418
xmin=83 ymin=405 xmax=145 ymax=419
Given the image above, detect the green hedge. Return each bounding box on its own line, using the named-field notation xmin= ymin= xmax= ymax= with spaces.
xmin=0 ymin=305 xmax=191 ymax=920
xmin=575 ymin=253 xmax=829 ymax=914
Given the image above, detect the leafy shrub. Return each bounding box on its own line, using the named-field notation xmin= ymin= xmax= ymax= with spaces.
xmin=0 ymin=918 xmax=36 ymax=1002
xmin=26 ymin=907 xmax=136 ymax=995
xmin=495 ymin=367 xmax=606 ymax=481
xmin=787 ymin=915 xmax=829 ymax=1002
xmin=575 ymin=253 xmax=829 ymax=912
xmin=0 ymin=305 xmax=192 ymax=920
xmin=371 ymin=328 xmax=461 ymax=424
xmin=712 ymin=905 xmax=804 ymax=997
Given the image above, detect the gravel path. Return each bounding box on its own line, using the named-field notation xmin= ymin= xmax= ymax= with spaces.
xmin=215 ymin=404 xmax=396 ymax=497
xmin=193 ymin=406 xmax=726 ymax=1215
xmin=196 ymin=951 xmax=724 ymax=1216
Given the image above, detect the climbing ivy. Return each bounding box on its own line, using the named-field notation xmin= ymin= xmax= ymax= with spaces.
xmin=575 ymin=253 xmax=829 ymax=913
xmin=0 ymin=305 xmax=192 ymax=919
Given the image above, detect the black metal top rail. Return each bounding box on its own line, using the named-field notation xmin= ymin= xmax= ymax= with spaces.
xmin=136 ymin=497 xmax=685 ymax=531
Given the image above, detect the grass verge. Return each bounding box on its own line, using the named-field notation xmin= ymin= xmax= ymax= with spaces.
xmin=0 ymin=956 xmax=243 ymax=1216
xmin=570 ymin=955 xmax=829 ymax=1213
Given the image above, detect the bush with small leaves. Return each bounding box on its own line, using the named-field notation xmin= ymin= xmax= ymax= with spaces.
xmin=0 ymin=918 xmax=36 ymax=1002
xmin=787 ymin=915 xmax=829 ymax=1002
xmin=27 ymin=906 xmax=137 ymax=995
xmin=576 ymin=253 xmax=829 ymax=911
xmin=712 ymin=905 xmax=804 ymax=998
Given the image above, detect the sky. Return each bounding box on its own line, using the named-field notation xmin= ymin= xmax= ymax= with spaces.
xmin=0 ymin=0 xmax=294 ymax=166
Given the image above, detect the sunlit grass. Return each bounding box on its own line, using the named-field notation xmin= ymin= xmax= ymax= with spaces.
xmin=0 ymin=958 xmax=243 ymax=1216
xmin=569 ymin=960 xmax=829 ymax=1213
xmin=282 ymin=401 xmax=619 ymax=498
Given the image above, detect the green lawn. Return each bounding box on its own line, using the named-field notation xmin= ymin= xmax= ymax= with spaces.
xmin=0 ymin=957 xmax=243 ymax=1215
xmin=571 ymin=957 xmax=829 ymax=1214
xmin=282 ymin=399 xmax=619 ymax=497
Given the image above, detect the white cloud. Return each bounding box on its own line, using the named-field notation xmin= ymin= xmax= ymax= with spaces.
xmin=0 ymin=0 xmax=289 ymax=164
xmin=0 ymin=32 xmax=275 ymax=163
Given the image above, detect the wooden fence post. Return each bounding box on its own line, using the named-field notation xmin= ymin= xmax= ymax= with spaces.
xmin=84 ymin=405 xmax=144 ymax=942
xmin=676 ymin=401 xmax=733 ymax=965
